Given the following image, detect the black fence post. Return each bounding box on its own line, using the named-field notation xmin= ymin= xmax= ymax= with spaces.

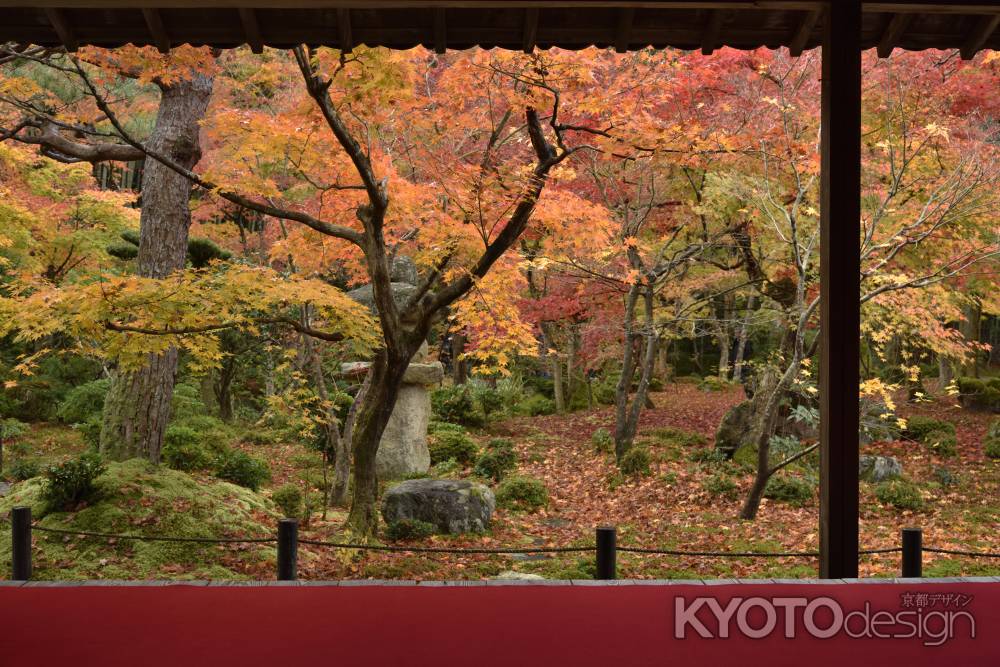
xmin=11 ymin=506 xmax=31 ymax=581
xmin=901 ymin=527 xmax=922 ymax=578
xmin=596 ymin=526 xmax=617 ymax=580
xmin=277 ymin=518 xmax=298 ymax=581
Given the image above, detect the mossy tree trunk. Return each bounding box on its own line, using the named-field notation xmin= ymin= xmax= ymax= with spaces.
xmin=100 ymin=75 xmax=214 ymax=463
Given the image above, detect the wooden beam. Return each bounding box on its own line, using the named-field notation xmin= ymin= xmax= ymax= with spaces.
xmin=819 ymin=0 xmax=861 ymax=581
xmin=43 ymin=8 xmax=77 ymax=52
xmin=701 ymin=9 xmax=723 ymax=55
xmin=615 ymin=7 xmax=634 ymax=53
xmin=238 ymin=8 xmax=264 ymax=53
xmin=876 ymin=13 xmax=912 ymax=57
xmin=337 ymin=8 xmax=353 ymax=53
xmin=960 ymin=14 xmax=1000 ymax=59
xmin=788 ymin=9 xmax=821 ymax=57
xmin=142 ymin=8 xmax=171 ymax=53
xmin=522 ymin=7 xmax=538 ymax=53
xmin=434 ymin=8 xmax=446 ymax=54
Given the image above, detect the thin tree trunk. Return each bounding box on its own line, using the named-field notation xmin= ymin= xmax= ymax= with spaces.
xmin=732 ymin=295 xmax=755 ymax=383
xmin=614 ymin=285 xmax=657 ymax=461
xmin=100 ymin=74 xmax=214 ymax=463
xmin=451 ymin=332 xmax=468 ymax=384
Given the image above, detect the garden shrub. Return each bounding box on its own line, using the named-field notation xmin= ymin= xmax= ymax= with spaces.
xmin=763 ymin=475 xmax=814 ymax=506
xmin=988 ymin=418 xmax=1000 ymax=440
xmin=430 ymin=458 xmax=461 ymax=477
xmin=6 ymin=458 xmax=40 ymax=482
xmin=591 ymin=428 xmax=614 ymax=453
xmin=173 ymin=414 xmax=233 ymax=448
xmin=474 ymin=438 xmax=517 ymax=482
xmin=55 ymin=379 xmax=110 ymax=424
xmin=523 ymin=375 xmax=554 ymax=398
xmin=932 ymin=465 xmax=958 ymax=487
xmin=428 ymin=425 xmax=478 ymax=466
xmin=272 ymin=483 xmax=303 ymax=519
xmin=77 ymin=416 xmax=103 ymax=451
xmin=904 ymin=415 xmax=955 ymax=442
xmin=703 ymin=474 xmax=738 ymax=499
xmin=620 ymin=447 xmax=651 ymax=477
xmin=214 ymin=450 xmax=271 ymax=491
xmin=874 ymin=478 xmax=923 ymax=511
xmin=162 ymin=426 xmax=213 ymax=471
xmin=689 ymin=448 xmax=727 ymax=465
xmin=171 ymin=382 xmax=209 ymax=421
xmin=431 ymin=385 xmax=478 ymax=425
xmin=470 ymin=380 xmax=505 ymax=423
xmin=385 ymin=518 xmax=437 ymax=541
xmin=985 ymin=438 xmax=1000 ymax=460
xmin=650 ymin=427 xmax=706 ymax=448
xmin=517 ymin=394 xmax=556 ymax=416
xmin=956 ymin=376 xmax=1000 ymax=412
xmin=42 ymin=452 xmax=106 ymax=511
xmin=496 ymin=475 xmax=548 ymax=512
xmin=923 ymin=428 xmax=957 ymax=457
xmin=674 ymin=375 xmax=702 ymax=385
xmin=591 ymin=377 xmax=617 ymax=406
xmin=697 ymin=376 xmax=731 ymax=392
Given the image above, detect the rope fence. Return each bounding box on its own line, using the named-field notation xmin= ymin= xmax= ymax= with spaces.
xmin=4 ymin=507 xmax=1000 ymax=581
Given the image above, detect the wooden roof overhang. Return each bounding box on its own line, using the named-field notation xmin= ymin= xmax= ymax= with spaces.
xmin=0 ymin=1 xmax=998 ymax=58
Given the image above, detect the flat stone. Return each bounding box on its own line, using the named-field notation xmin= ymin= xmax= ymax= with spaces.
xmin=491 ymin=571 xmax=545 ymax=581
xmin=382 ymin=479 xmax=495 ymax=534
xmin=0 ymin=481 xmax=10 ymax=497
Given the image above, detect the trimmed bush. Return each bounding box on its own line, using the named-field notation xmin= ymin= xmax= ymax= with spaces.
xmin=923 ymin=428 xmax=957 ymax=457
xmin=214 ymin=450 xmax=271 ymax=491
xmin=162 ymin=426 xmax=214 ymax=471
xmin=517 ymin=394 xmax=556 ymax=416
xmin=385 ymin=518 xmax=437 ymax=541
xmin=591 ymin=428 xmax=614 ymax=453
xmin=42 ymin=452 xmax=106 ymax=511
xmin=272 ymin=483 xmax=304 ymax=519
xmin=470 ymin=380 xmax=505 ymax=423
xmin=620 ymin=447 xmax=651 ymax=477
xmin=703 ymin=474 xmax=738 ymax=499
xmin=55 ymin=379 xmax=110 ymax=424
xmin=77 ymin=416 xmax=102 ymax=451
xmin=904 ymin=415 xmax=955 ymax=442
xmin=956 ymin=376 xmax=1000 ymax=412
xmin=985 ymin=438 xmax=1000 ymax=460
xmin=874 ymin=478 xmax=924 ymax=511
xmin=496 ymin=476 xmax=548 ymax=512
xmin=431 ymin=385 xmax=478 ymax=425
xmin=764 ymin=475 xmax=814 ymax=506
xmin=428 ymin=424 xmax=478 ymax=466
xmin=474 ymin=438 xmax=517 ymax=482
xmin=698 ymin=376 xmax=731 ymax=392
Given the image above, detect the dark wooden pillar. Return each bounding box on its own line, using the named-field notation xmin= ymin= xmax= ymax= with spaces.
xmin=819 ymin=0 xmax=862 ymax=579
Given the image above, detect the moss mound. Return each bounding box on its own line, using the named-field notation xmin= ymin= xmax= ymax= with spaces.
xmin=1 ymin=459 xmax=277 ymax=580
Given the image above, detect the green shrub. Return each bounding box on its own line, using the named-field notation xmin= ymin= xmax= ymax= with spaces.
xmin=591 ymin=428 xmax=614 ymax=453
xmin=6 ymin=458 xmax=40 ymax=481
xmin=648 ymin=376 xmax=665 ymax=392
xmin=904 ymin=415 xmax=955 ymax=442
xmin=956 ymin=376 xmax=1000 ymax=412
xmin=474 ymin=438 xmax=517 ymax=482
xmin=431 ymin=385 xmax=478 ymax=425
xmin=523 ymin=375 xmax=554 ymax=398
xmin=620 ymin=447 xmax=651 ymax=476
xmin=703 ymin=474 xmax=738 ymax=499
xmin=517 ymin=394 xmax=556 ymax=416
xmin=42 ymin=452 xmax=106 ymax=511
xmin=674 ymin=375 xmax=702 ymax=385
xmin=428 ymin=425 xmax=478 ymax=466
xmin=272 ymin=483 xmax=304 ymax=519
xmin=988 ymin=419 xmax=1000 ymax=440
xmin=76 ymin=416 xmax=103 ymax=451
xmin=496 ymin=475 xmax=548 ymax=512
xmin=698 ymin=376 xmax=731 ymax=392
xmin=591 ymin=377 xmax=617 ymax=406
xmin=385 ymin=518 xmax=437 ymax=541
xmin=214 ymin=450 xmax=271 ymax=491
xmin=932 ymin=465 xmax=958 ymax=487
xmin=650 ymin=427 xmax=707 ymax=448
xmin=764 ymin=475 xmax=814 ymax=506
xmin=470 ymin=380 xmax=505 ymax=423
xmin=55 ymin=379 xmax=110 ymax=424
xmin=985 ymin=437 xmax=1000 ymax=460
xmin=173 ymin=414 xmax=233 ymax=447
xmin=874 ymin=478 xmax=924 ymax=511
xmin=689 ymin=448 xmax=728 ymax=465
xmin=171 ymin=383 xmax=209 ymax=421
xmin=923 ymin=428 xmax=957 ymax=457
xmin=162 ymin=426 xmax=214 ymax=471
xmin=242 ymin=428 xmax=283 ymax=446
xmin=430 ymin=457 xmax=461 ymax=477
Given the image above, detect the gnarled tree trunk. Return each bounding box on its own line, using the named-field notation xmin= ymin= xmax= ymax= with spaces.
xmin=100 ymin=75 xmax=214 ymax=463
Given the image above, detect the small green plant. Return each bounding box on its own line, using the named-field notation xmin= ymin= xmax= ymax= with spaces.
xmin=272 ymin=483 xmax=304 ymax=519
xmin=428 ymin=425 xmax=478 ymax=466
xmin=923 ymin=428 xmax=957 ymax=457
xmin=984 ymin=438 xmax=1000 ymax=460
xmin=932 ymin=465 xmax=959 ymax=487
xmin=7 ymin=458 xmax=41 ymax=481
xmin=689 ymin=448 xmax=727 ymax=465
xmin=162 ymin=425 xmax=214 ymax=471
xmin=76 ymin=416 xmax=102 ymax=451
xmin=55 ymin=379 xmax=110 ymax=424
xmin=430 ymin=457 xmax=461 ymax=477
xmin=697 ymin=376 xmax=731 ymax=392
xmin=649 ymin=427 xmax=707 ymax=448
xmin=763 ymin=475 xmax=814 ymax=506
xmin=430 ymin=385 xmax=479 ymax=425
xmin=470 ymin=379 xmax=505 ymax=423
xmin=904 ymin=415 xmax=955 ymax=442
xmin=214 ymin=450 xmax=271 ymax=491
xmin=42 ymin=452 xmax=106 ymax=511
xmin=385 ymin=518 xmax=437 ymax=541
xmin=496 ymin=475 xmax=548 ymax=512
xmin=703 ymin=473 xmax=738 ymax=499
xmin=474 ymin=438 xmax=517 ymax=482
xmin=591 ymin=428 xmax=614 ymax=453
xmin=516 ymin=393 xmax=557 ymax=416
xmin=875 ymin=478 xmax=924 ymax=511
xmin=620 ymin=447 xmax=651 ymax=476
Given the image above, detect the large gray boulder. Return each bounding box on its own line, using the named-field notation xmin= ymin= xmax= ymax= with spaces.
xmin=376 ymin=385 xmax=432 ymax=479
xmin=859 ymin=455 xmax=902 ymax=483
xmin=347 ymin=282 xmax=418 ymax=313
xmin=382 ymin=479 xmax=495 ymax=534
